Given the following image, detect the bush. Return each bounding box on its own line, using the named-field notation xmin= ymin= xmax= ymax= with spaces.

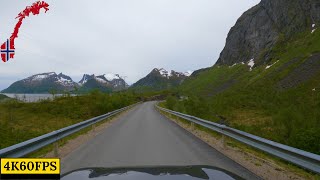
xmin=165 ymin=96 xmax=178 ymax=110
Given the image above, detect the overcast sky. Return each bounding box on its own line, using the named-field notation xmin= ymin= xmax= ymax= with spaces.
xmin=0 ymin=0 xmax=259 ymax=89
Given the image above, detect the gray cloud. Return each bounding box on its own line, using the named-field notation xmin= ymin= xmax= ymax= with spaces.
xmin=0 ymin=0 xmax=259 ymax=89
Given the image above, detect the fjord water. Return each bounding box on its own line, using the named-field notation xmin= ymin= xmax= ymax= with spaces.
xmin=3 ymin=93 xmax=65 ymax=102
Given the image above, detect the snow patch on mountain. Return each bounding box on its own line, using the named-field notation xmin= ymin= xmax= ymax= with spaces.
xmin=229 ymin=63 xmax=238 ymax=68
xmin=31 ymin=72 xmax=56 ymax=81
xmin=266 ymin=60 xmax=279 ymax=70
xmin=79 ymin=74 xmax=93 ymax=85
xmin=105 ymin=74 xmax=121 ymax=81
xmin=230 ymin=62 xmax=245 ymax=68
xmin=311 ymin=24 xmax=316 ymax=34
xmin=56 ymin=78 xmax=73 ymax=86
xmin=95 ymin=76 xmax=108 ymax=83
xmin=184 ymin=71 xmax=193 ymax=76
xmin=248 ymin=59 xmax=255 ymax=71
xmin=155 ymin=68 xmax=192 ymax=78
xmin=159 ymin=68 xmax=170 ymax=78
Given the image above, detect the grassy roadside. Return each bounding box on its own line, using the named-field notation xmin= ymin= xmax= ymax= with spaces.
xmin=157 ymin=103 xmax=319 ymax=180
xmin=0 ymin=91 xmax=138 ymax=150
xmin=0 ymin=92 xmax=137 ymax=149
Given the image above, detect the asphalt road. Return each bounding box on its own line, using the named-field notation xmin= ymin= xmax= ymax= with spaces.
xmin=61 ymin=102 xmax=260 ymax=179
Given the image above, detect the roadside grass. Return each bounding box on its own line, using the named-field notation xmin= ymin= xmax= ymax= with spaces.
xmin=164 ymin=89 xmax=320 ymax=154
xmin=0 ymin=91 xmax=137 ymax=150
xmin=27 ymin=108 xmax=132 ymax=158
xmin=158 ymin=108 xmax=319 ymax=180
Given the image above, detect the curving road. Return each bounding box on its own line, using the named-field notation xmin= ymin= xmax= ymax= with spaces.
xmin=61 ymin=102 xmax=260 ymax=179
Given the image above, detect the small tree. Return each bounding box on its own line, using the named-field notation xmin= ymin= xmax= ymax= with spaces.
xmin=73 ymin=86 xmax=79 ymax=95
xmin=22 ymin=94 xmax=27 ymax=102
xmin=49 ymin=89 xmax=57 ymax=99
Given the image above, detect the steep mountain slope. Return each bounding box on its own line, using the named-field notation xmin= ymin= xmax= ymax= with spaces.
xmin=175 ymin=0 xmax=320 ymax=154
xmin=131 ymin=68 xmax=191 ymax=92
xmin=217 ymin=0 xmax=320 ymax=66
xmin=1 ymin=72 xmax=78 ymax=93
xmin=78 ymin=74 xmax=128 ymax=92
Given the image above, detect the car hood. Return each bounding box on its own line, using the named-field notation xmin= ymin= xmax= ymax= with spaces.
xmin=61 ymin=165 xmax=244 ymax=180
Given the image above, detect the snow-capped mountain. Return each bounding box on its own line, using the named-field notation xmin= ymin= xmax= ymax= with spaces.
xmin=131 ymin=68 xmax=192 ymax=91
xmin=1 ymin=72 xmax=129 ymax=93
xmin=78 ymin=74 xmax=95 ymax=85
xmin=105 ymin=74 xmax=121 ymax=81
xmin=23 ymin=72 xmax=77 ymax=88
xmin=78 ymin=73 xmax=128 ymax=92
xmin=183 ymin=70 xmax=193 ymax=77
xmin=1 ymin=72 xmax=79 ymax=93
xmin=156 ymin=68 xmax=193 ymax=79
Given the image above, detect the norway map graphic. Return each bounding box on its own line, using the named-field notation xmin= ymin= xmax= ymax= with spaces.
xmin=1 ymin=1 xmax=49 ymax=62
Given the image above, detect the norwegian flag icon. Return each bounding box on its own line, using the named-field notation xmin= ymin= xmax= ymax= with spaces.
xmin=1 ymin=39 xmax=15 ymax=62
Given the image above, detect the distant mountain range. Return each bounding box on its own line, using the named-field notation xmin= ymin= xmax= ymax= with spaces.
xmin=1 ymin=72 xmax=128 ymax=93
xmin=1 ymin=68 xmax=191 ymax=93
xmin=130 ymin=68 xmax=192 ymax=92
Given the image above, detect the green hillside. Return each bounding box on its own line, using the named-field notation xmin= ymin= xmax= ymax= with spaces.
xmin=168 ymin=30 xmax=320 ymax=154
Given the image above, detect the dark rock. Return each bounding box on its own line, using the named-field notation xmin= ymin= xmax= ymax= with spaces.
xmin=216 ymin=0 xmax=320 ymax=66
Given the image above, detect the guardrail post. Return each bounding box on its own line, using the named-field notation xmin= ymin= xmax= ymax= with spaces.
xmin=191 ymin=122 xmax=195 ymax=130
xmin=221 ymin=135 xmax=226 ymax=150
xmin=53 ymin=142 xmax=59 ymax=157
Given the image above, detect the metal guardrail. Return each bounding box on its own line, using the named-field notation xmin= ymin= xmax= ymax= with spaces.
xmin=156 ymin=105 xmax=320 ymax=174
xmin=0 ymin=103 xmax=139 ymax=158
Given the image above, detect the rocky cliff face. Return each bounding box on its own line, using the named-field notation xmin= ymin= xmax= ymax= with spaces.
xmin=216 ymin=0 xmax=320 ymax=66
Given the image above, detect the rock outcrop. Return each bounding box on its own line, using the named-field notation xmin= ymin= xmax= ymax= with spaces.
xmin=216 ymin=0 xmax=320 ymax=66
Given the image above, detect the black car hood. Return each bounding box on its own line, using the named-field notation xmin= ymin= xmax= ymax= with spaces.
xmin=61 ymin=165 xmax=244 ymax=180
